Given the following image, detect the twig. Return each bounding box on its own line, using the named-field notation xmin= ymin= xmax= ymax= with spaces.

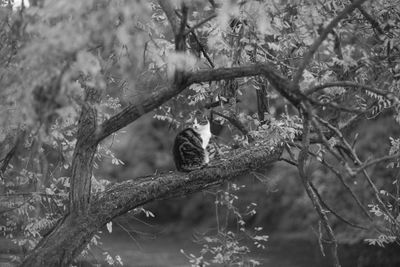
xmin=184 ymin=13 xmax=217 ymax=36
xmin=189 ymin=30 xmax=215 ymax=68
xmin=279 ymin=157 xmax=298 ymax=166
xmin=175 ymin=10 xmax=215 ymax=67
xmin=353 ymin=153 xmax=400 ymax=174
xmin=309 ymin=181 xmax=367 ymax=230
xmin=211 ymin=110 xmax=254 ymax=142
xmin=308 ymin=148 xmax=372 ymax=220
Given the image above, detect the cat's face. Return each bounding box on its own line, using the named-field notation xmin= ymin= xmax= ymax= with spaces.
xmin=193 ymin=118 xmax=210 ymax=133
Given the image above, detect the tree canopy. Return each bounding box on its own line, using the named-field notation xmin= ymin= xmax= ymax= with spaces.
xmin=0 ymin=0 xmax=400 ymax=266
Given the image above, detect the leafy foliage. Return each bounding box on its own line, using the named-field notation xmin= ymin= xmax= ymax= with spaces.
xmin=1 ymin=0 xmax=400 ymax=266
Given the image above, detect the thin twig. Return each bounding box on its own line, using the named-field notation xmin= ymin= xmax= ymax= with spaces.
xmin=353 ymin=153 xmax=400 ymax=174
xmin=279 ymin=157 xmax=298 ymax=166
xmin=309 ymin=181 xmax=368 ymax=230
xmin=184 ymin=13 xmax=217 ymax=36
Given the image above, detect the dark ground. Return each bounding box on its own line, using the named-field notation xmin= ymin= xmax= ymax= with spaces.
xmin=1 ymin=223 xmax=400 ymax=267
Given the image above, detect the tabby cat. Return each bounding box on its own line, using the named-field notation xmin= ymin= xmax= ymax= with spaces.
xmin=173 ymin=118 xmax=212 ymax=172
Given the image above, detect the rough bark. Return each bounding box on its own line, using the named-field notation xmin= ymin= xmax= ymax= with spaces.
xmin=70 ymin=88 xmax=101 ymax=214
xmin=21 ymin=143 xmax=283 ymax=267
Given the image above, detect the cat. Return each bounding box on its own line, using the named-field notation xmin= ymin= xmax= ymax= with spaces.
xmin=173 ymin=118 xmax=212 ymax=172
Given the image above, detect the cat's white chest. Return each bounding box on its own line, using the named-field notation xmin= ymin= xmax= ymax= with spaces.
xmin=199 ymin=130 xmax=211 ymax=149
xmin=193 ymin=120 xmax=211 ymax=149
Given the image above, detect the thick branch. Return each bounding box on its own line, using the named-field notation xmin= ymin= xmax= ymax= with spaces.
xmin=69 ymin=88 xmax=101 ymax=214
xmin=158 ymin=0 xmax=180 ymax=35
xmin=95 ymin=63 xmax=296 ymax=143
xmin=22 ymin=143 xmax=283 ymax=267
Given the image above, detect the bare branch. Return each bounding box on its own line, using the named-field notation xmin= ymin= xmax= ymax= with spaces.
xmin=293 ymin=0 xmax=369 ymax=84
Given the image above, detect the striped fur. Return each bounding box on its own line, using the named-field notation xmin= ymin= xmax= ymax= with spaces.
xmin=173 ymin=128 xmax=208 ymax=172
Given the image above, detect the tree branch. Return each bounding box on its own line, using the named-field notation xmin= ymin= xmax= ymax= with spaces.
xmin=211 ymin=110 xmax=254 ymax=142
xmin=297 ymin=105 xmax=341 ymax=267
xmin=351 ymin=0 xmax=384 ymax=34
xmin=309 ymin=182 xmax=367 ymax=230
xmin=69 ymin=88 xmax=101 ymax=214
xmin=352 ymin=153 xmax=400 ymax=174
xmin=315 ymin=115 xmax=399 ymax=227
xmin=293 ymin=0 xmax=369 ymax=84
xmin=0 ymin=131 xmax=23 ymax=175
xmin=95 ymin=63 xmax=297 ymax=143
xmin=22 ymin=142 xmax=283 ymax=267
xmin=305 ymin=81 xmax=398 ymax=101
xmin=93 ymin=143 xmax=282 ymax=219
xmin=184 ymin=13 xmax=217 ymax=36
xmin=157 ymin=0 xmax=180 ymax=35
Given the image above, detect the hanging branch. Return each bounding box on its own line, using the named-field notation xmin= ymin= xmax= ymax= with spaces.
xmin=297 ymin=105 xmax=341 ymax=267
